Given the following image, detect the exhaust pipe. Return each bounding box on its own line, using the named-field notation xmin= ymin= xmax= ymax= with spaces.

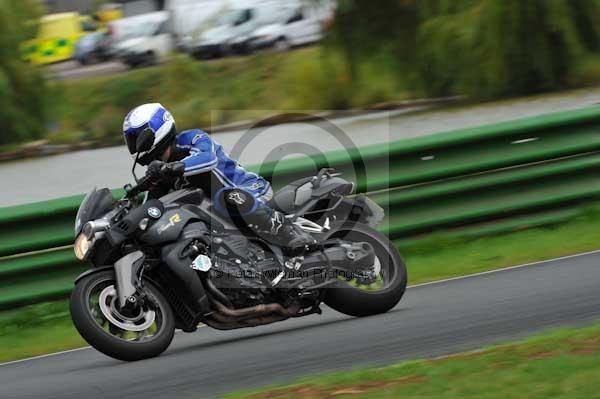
xmin=205 ymin=300 xmax=300 ymax=330
xmin=204 ymin=314 xmax=290 ymax=330
xmin=212 ymin=299 xmax=299 ymax=319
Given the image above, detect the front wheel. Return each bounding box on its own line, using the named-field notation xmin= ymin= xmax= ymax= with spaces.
xmin=322 ymin=223 xmax=407 ymax=317
xmin=70 ymin=270 xmax=175 ymax=361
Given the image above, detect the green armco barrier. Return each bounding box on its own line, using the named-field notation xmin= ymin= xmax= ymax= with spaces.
xmin=255 ymin=105 xmax=600 ymax=192
xmin=0 ymin=248 xmax=78 ymax=308
xmin=2 ymin=106 xmax=600 ymax=309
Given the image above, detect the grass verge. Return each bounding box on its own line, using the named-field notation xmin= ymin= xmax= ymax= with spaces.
xmin=2 ymin=204 xmax=600 ymax=363
xmin=224 ymin=322 xmax=600 ymax=398
xmin=397 ymin=204 xmax=600 ymax=284
xmin=0 ymin=300 xmax=85 ymax=362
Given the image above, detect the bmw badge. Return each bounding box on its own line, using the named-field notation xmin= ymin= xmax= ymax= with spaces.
xmin=148 ymin=207 xmax=162 ymax=219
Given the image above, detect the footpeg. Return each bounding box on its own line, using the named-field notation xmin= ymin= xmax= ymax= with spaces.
xmin=271 ymin=271 xmax=285 ymax=286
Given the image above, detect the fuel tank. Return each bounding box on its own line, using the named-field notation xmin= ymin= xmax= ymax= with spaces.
xmin=140 ymin=207 xmax=201 ymax=246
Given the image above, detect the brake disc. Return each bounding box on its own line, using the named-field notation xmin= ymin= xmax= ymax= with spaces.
xmin=98 ymin=285 xmax=156 ymax=332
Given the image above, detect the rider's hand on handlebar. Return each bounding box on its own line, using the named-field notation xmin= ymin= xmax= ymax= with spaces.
xmin=163 ymin=161 xmax=185 ymax=177
xmin=123 ymin=161 xmax=186 ymax=199
xmin=146 ymin=161 xmax=185 ymax=178
xmin=146 ymin=160 xmax=166 ymax=178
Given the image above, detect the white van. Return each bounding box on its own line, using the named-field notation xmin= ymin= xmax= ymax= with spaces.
xmin=246 ymin=1 xmax=333 ymax=51
xmin=247 ymin=1 xmax=335 ymax=52
xmin=110 ymin=11 xmax=173 ymax=67
xmin=189 ymin=0 xmax=290 ymax=58
xmin=166 ymin=0 xmax=226 ymax=51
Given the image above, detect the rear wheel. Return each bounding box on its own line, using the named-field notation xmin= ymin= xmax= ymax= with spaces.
xmin=70 ymin=270 xmax=175 ymax=361
xmin=322 ymin=223 xmax=407 ymax=317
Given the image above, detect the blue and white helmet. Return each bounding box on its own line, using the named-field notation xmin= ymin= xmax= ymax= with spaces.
xmin=123 ymin=103 xmax=176 ymax=165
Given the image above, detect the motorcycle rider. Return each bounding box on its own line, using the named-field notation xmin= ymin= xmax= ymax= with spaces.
xmin=123 ymin=103 xmax=316 ymax=251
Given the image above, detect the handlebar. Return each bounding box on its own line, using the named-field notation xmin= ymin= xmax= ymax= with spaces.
xmin=124 ymin=161 xmax=185 ymax=199
xmin=124 ymin=175 xmax=152 ymax=199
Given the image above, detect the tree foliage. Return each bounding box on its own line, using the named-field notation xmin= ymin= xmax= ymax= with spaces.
xmin=0 ymin=0 xmax=47 ymax=145
xmin=329 ymin=0 xmax=600 ymax=99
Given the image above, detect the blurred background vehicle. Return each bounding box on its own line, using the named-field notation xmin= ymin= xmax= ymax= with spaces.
xmin=74 ymin=31 xmax=112 ymax=64
xmin=21 ymin=12 xmax=98 ymax=65
xmin=246 ymin=0 xmax=334 ymax=54
xmin=168 ymin=0 xmax=225 ymax=52
xmin=94 ymin=3 xmax=124 ymax=24
xmin=188 ymin=0 xmax=291 ymax=59
xmin=32 ymin=0 xmax=333 ymax=70
xmin=109 ymin=11 xmax=173 ymax=67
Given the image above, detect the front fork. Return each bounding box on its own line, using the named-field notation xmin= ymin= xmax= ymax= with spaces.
xmin=114 ymin=251 xmax=145 ymax=308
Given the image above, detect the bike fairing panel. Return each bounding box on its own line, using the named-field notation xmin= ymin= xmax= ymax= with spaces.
xmin=75 ymin=188 xmax=114 ymax=235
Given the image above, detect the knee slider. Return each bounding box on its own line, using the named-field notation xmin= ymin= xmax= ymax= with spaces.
xmin=217 ymin=188 xmax=257 ymax=216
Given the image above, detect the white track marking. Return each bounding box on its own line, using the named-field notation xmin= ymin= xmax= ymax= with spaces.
xmin=0 ymin=347 xmax=91 ymax=367
xmin=2 ymin=249 xmax=600 ymax=367
xmin=0 ymin=326 xmax=205 ymax=367
xmin=408 ymin=249 xmax=600 ymax=289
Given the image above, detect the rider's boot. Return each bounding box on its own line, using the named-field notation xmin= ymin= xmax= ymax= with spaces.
xmin=248 ymin=209 xmax=317 ymax=252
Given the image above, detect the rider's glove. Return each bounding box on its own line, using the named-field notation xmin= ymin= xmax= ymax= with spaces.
xmin=163 ymin=161 xmax=185 ymax=177
xmin=146 ymin=160 xmax=166 ymax=178
xmin=147 ymin=161 xmax=185 ymax=178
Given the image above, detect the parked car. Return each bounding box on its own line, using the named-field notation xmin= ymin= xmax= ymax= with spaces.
xmin=247 ymin=2 xmax=334 ymax=53
xmin=74 ymin=31 xmax=112 ymax=64
xmin=110 ymin=11 xmax=173 ymax=67
xmin=189 ymin=0 xmax=290 ymax=59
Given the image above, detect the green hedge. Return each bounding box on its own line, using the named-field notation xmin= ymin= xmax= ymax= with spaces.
xmin=0 ymin=0 xmax=46 ymax=145
xmin=330 ymin=0 xmax=600 ymax=99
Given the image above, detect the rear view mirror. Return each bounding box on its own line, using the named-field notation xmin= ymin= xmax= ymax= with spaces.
xmin=136 ymin=128 xmax=155 ymax=153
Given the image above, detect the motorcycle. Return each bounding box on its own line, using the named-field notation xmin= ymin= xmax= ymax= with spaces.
xmin=69 ymin=138 xmax=407 ymax=361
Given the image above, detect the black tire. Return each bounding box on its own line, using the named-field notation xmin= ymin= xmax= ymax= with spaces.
xmin=274 ymin=37 xmax=291 ymax=52
xmin=322 ymin=223 xmax=407 ymax=317
xmin=144 ymin=51 xmax=157 ymax=66
xmin=70 ymin=270 xmax=175 ymax=361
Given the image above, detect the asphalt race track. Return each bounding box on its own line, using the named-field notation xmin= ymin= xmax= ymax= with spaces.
xmin=2 ymin=251 xmax=600 ymax=398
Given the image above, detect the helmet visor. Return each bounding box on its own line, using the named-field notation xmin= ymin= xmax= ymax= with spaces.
xmin=125 ymin=125 xmax=154 ymax=156
xmin=125 ymin=132 xmax=138 ymax=155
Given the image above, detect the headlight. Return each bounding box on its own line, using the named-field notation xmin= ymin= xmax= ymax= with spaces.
xmin=74 ymin=233 xmax=94 ymax=260
xmin=83 ymin=220 xmax=109 ymax=238
xmin=75 ymin=220 xmax=107 ymax=260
